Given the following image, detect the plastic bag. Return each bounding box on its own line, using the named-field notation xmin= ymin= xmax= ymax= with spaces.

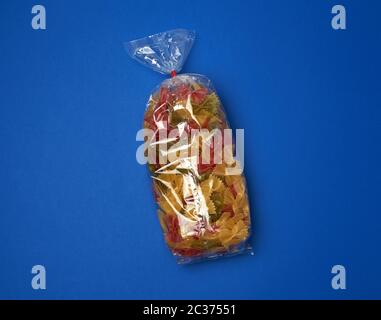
xmin=126 ymin=29 xmax=252 ymax=264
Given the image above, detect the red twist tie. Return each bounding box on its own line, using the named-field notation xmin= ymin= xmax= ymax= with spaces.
xmin=170 ymin=70 xmax=177 ymax=78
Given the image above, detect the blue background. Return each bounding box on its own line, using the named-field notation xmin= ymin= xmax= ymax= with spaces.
xmin=0 ymin=0 xmax=380 ymax=299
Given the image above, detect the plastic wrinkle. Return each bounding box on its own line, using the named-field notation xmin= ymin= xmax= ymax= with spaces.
xmin=125 ymin=29 xmax=195 ymax=75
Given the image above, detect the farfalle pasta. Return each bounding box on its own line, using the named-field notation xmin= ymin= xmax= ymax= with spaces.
xmin=126 ymin=29 xmax=252 ymax=263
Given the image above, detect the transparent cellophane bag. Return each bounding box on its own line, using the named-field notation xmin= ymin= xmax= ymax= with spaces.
xmin=143 ymin=74 xmax=252 ymax=264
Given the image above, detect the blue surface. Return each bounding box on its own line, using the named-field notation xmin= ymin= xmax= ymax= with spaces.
xmin=0 ymin=0 xmax=380 ymax=299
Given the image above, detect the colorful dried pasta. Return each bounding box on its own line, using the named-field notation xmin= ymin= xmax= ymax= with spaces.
xmin=126 ymin=29 xmax=252 ymax=263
